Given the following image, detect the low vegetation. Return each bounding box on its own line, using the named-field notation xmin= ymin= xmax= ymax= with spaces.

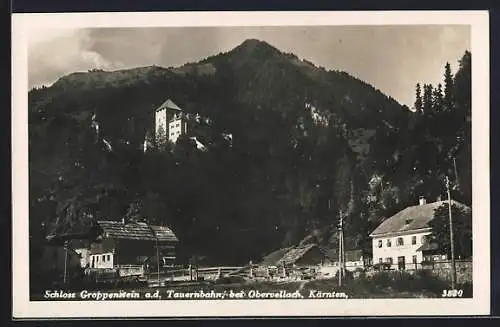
xmin=304 ymin=270 xmax=472 ymax=298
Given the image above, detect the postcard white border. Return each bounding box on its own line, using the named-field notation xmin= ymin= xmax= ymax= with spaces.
xmin=12 ymin=10 xmax=490 ymax=318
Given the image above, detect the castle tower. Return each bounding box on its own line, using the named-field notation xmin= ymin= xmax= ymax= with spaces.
xmin=154 ymin=99 xmax=183 ymax=145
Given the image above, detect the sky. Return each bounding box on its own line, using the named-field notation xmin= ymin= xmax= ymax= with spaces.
xmin=28 ymin=25 xmax=470 ymax=107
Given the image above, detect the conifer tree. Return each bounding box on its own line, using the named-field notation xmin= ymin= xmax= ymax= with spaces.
xmin=156 ymin=125 xmax=167 ymax=150
xmin=432 ymin=83 xmax=444 ymax=113
xmin=414 ymin=83 xmax=423 ymax=113
xmin=422 ymin=84 xmax=434 ymax=115
xmin=453 ymin=51 xmax=471 ymax=119
xmin=444 ymin=62 xmax=454 ymax=111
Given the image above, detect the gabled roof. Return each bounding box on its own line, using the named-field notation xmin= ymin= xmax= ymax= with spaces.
xmin=260 ymin=244 xmax=319 ymax=266
xmin=96 ymin=220 xmax=178 ymax=242
xmin=277 ymin=244 xmax=318 ymax=265
xmin=370 ymin=200 xmax=471 ymax=237
xmin=416 ymin=242 xmax=439 ymax=252
xmin=260 ymin=247 xmax=293 ymax=266
xmin=156 ymin=99 xmax=182 ymax=111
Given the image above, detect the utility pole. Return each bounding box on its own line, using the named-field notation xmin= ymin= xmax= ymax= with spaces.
xmin=338 ymin=210 xmax=344 ymax=287
xmin=445 ymin=176 xmax=457 ymax=289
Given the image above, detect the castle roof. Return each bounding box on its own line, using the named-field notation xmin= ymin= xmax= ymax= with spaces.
xmin=156 ymin=99 xmax=182 ymax=111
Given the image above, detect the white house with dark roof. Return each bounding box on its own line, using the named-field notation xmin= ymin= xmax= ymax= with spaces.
xmin=369 ymin=197 xmax=471 ymax=270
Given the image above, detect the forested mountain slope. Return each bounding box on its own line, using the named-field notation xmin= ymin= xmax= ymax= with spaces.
xmin=28 ymin=39 xmax=471 ymax=264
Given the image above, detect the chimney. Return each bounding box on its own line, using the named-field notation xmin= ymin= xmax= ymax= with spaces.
xmin=419 ymin=196 xmax=427 ymax=206
xmin=122 ymin=217 xmax=126 ymax=224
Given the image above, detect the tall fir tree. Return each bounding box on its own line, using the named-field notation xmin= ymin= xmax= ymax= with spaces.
xmin=453 ymin=51 xmax=471 ymax=119
xmin=444 ymin=62 xmax=454 ymax=111
xmin=414 ymin=83 xmax=423 ymax=114
xmin=422 ymin=84 xmax=434 ymax=115
xmin=432 ymin=83 xmax=444 ymax=113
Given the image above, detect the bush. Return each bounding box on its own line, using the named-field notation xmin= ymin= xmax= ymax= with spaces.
xmin=414 ymin=269 xmax=450 ymax=293
xmin=369 ymin=271 xmax=393 ymax=288
xmin=366 ymin=270 xmax=451 ymax=295
xmin=334 ymin=269 xmax=354 ymax=282
xmin=372 ymin=262 xmax=392 ymax=271
xmin=215 ymin=275 xmax=246 ymax=285
xmin=354 ymin=268 xmax=366 ymax=279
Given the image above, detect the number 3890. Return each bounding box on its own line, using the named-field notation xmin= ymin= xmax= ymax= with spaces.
xmin=442 ymin=289 xmax=464 ymax=297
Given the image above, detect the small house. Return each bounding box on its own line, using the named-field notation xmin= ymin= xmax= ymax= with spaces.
xmin=88 ymin=219 xmax=179 ymax=274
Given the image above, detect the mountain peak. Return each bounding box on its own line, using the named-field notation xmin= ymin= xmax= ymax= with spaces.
xmin=240 ymin=38 xmax=269 ymax=47
xmin=232 ymin=38 xmax=281 ymax=56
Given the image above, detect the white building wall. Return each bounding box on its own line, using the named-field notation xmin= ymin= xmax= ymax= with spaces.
xmin=372 ymin=230 xmax=432 ymax=269
xmin=168 ymin=117 xmax=187 ymax=143
xmin=90 ymin=252 xmax=114 ymax=269
xmin=155 ymin=108 xmax=167 ymax=142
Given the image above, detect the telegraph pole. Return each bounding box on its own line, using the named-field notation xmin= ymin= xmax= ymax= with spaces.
xmin=445 ymin=176 xmax=457 ymax=289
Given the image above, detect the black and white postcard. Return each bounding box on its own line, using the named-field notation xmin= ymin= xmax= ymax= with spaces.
xmin=11 ymin=11 xmax=490 ymax=318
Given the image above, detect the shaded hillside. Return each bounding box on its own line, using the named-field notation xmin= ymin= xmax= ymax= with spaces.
xmin=28 ymin=39 xmax=471 ymax=265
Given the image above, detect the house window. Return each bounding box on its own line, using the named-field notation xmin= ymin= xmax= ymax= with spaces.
xmin=386 ymin=239 xmax=392 ymax=247
xmin=385 ymin=257 xmax=393 ymax=265
xmin=421 ymin=235 xmax=428 ymax=244
xmin=412 ymin=236 xmax=417 ymax=245
xmin=397 ymin=237 xmax=404 ymax=246
xmin=107 ymin=254 xmax=110 ymax=261
xmin=102 ymin=254 xmax=105 ymax=261
xmin=378 ymin=258 xmax=383 ymax=263
xmin=377 ymin=240 xmax=383 ymax=248
xmin=412 ymin=255 xmax=418 ymax=264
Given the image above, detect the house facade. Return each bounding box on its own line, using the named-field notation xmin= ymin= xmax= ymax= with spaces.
xmin=88 ymin=219 xmax=179 ymax=274
xmin=370 ymin=197 xmax=471 ymax=270
xmin=168 ymin=115 xmax=188 ymax=143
